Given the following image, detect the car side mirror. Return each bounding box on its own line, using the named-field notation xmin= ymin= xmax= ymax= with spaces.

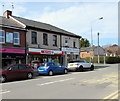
xmin=8 ymin=68 xmax=12 ymax=71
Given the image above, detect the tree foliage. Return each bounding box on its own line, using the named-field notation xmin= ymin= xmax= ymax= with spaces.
xmin=80 ymin=38 xmax=90 ymax=48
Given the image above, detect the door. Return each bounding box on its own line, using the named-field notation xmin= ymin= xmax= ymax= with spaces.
xmin=6 ymin=65 xmax=19 ymax=80
xmin=18 ymin=65 xmax=27 ymax=78
xmin=84 ymin=60 xmax=91 ymax=68
xmin=54 ymin=62 xmax=63 ymax=73
xmin=49 ymin=63 xmax=59 ymax=73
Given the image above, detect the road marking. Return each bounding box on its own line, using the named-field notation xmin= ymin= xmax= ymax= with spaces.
xmin=43 ymin=74 xmax=68 ymax=78
xmin=0 ymin=89 xmax=11 ymax=95
xmin=101 ymin=90 xmax=120 ymax=101
xmin=37 ymin=78 xmax=75 ymax=86
xmin=110 ymin=93 xmax=120 ymax=99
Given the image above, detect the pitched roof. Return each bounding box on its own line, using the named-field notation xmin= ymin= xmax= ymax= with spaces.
xmin=80 ymin=46 xmax=105 ymax=52
xmin=13 ymin=16 xmax=81 ymax=38
xmin=0 ymin=16 xmax=25 ymax=30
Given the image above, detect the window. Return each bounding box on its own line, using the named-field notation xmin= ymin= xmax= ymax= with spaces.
xmin=53 ymin=35 xmax=57 ymax=46
xmin=64 ymin=38 xmax=68 ymax=47
xmin=19 ymin=65 xmax=26 ymax=69
xmin=14 ymin=32 xmax=20 ymax=45
xmin=54 ymin=62 xmax=60 ymax=66
xmin=10 ymin=65 xmax=19 ymax=70
xmin=73 ymin=41 xmax=76 ymax=48
xmin=43 ymin=33 xmax=48 ymax=45
xmin=49 ymin=63 xmax=55 ymax=66
xmin=0 ymin=30 xmax=5 ymax=43
xmin=31 ymin=32 xmax=37 ymax=44
xmin=6 ymin=32 xmax=13 ymax=43
xmin=65 ymin=39 xmax=68 ymax=43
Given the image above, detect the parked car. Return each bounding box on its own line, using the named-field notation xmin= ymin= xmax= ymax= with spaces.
xmin=67 ymin=60 xmax=94 ymax=72
xmin=37 ymin=62 xmax=68 ymax=76
xmin=0 ymin=64 xmax=34 ymax=83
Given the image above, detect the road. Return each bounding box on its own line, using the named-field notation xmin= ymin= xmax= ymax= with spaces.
xmin=0 ymin=64 xmax=119 ymax=100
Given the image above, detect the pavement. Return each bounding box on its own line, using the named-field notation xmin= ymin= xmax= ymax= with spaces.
xmin=0 ymin=64 xmax=119 ymax=100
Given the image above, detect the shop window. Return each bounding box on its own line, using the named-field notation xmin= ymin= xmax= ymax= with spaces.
xmin=6 ymin=32 xmax=13 ymax=43
xmin=14 ymin=32 xmax=20 ymax=45
xmin=53 ymin=35 xmax=57 ymax=46
xmin=0 ymin=30 xmax=5 ymax=44
xmin=43 ymin=33 xmax=48 ymax=45
xmin=31 ymin=31 xmax=37 ymax=44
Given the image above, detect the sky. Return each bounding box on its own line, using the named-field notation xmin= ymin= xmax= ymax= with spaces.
xmin=0 ymin=0 xmax=119 ymax=46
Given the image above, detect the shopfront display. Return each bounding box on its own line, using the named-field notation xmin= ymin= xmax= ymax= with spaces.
xmin=62 ymin=47 xmax=80 ymax=62
xmin=28 ymin=48 xmax=64 ymax=66
xmin=1 ymin=48 xmax=25 ymax=67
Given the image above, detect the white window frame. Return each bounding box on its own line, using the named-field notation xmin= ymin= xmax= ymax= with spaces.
xmin=13 ymin=32 xmax=20 ymax=45
xmin=0 ymin=30 xmax=5 ymax=44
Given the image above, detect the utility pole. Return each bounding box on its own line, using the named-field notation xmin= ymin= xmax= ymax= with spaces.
xmin=97 ymin=32 xmax=100 ymax=63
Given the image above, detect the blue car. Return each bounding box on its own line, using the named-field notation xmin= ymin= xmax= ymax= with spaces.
xmin=37 ymin=62 xmax=68 ymax=76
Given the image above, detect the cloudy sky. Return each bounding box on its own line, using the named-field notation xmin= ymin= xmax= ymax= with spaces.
xmin=0 ymin=0 xmax=118 ymax=46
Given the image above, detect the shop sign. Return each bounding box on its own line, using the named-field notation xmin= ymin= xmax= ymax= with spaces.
xmin=0 ymin=48 xmax=25 ymax=54
xmin=41 ymin=50 xmax=53 ymax=54
xmin=29 ymin=48 xmax=64 ymax=55
xmin=61 ymin=47 xmax=80 ymax=53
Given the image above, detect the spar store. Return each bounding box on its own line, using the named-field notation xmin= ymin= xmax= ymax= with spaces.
xmin=27 ymin=48 xmax=64 ymax=66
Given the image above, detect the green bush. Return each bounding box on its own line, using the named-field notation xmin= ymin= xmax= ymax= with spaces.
xmin=106 ymin=56 xmax=120 ymax=64
xmin=81 ymin=56 xmax=120 ymax=64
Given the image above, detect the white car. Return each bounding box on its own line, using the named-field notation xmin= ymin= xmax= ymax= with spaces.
xmin=67 ymin=60 xmax=94 ymax=72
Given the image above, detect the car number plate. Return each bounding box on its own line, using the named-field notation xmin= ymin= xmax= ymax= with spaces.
xmin=39 ymin=70 xmax=44 ymax=71
xmin=70 ymin=64 xmax=74 ymax=66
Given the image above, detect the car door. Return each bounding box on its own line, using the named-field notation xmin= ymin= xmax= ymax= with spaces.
xmin=6 ymin=65 xmax=19 ymax=80
xmin=49 ymin=63 xmax=58 ymax=73
xmin=84 ymin=60 xmax=91 ymax=68
xmin=54 ymin=62 xmax=62 ymax=73
xmin=18 ymin=65 xmax=27 ymax=78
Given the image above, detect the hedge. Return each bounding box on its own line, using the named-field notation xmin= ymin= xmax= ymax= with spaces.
xmin=81 ymin=56 xmax=120 ymax=64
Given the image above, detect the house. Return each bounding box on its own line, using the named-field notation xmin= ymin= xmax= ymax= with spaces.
xmin=80 ymin=46 xmax=105 ymax=58
xmin=0 ymin=12 xmax=26 ymax=67
xmin=104 ymin=44 xmax=120 ymax=57
xmin=3 ymin=10 xmax=81 ymax=66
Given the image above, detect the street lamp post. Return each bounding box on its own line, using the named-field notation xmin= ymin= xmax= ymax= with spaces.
xmin=90 ymin=17 xmax=103 ymax=63
xmin=97 ymin=32 xmax=100 ymax=64
xmin=90 ymin=17 xmax=103 ymax=47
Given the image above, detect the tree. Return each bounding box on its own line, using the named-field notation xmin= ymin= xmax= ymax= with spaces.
xmin=80 ymin=38 xmax=90 ymax=48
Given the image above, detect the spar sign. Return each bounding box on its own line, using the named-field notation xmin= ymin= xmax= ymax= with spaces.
xmin=28 ymin=48 xmax=64 ymax=55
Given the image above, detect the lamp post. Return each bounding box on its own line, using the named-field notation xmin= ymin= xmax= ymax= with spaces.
xmin=90 ymin=17 xmax=103 ymax=47
xmin=97 ymin=32 xmax=100 ymax=63
xmin=90 ymin=17 xmax=103 ymax=63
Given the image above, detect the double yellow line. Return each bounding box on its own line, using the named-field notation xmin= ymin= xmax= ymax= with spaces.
xmin=101 ymin=90 xmax=120 ymax=101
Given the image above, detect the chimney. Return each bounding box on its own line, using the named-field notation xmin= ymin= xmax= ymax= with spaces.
xmin=3 ymin=10 xmax=12 ymax=18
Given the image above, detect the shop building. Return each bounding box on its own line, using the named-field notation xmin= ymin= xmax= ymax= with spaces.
xmin=0 ymin=13 xmax=26 ymax=67
xmin=3 ymin=10 xmax=81 ymax=66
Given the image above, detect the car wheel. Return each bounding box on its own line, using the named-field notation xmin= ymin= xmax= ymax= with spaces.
xmin=48 ymin=70 xmax=54 ymax=76
xmin=79 ymin=66 xmax=84 ymax=72
xmin=64 ymin=69 xmax=68 ymax=74
xmin=90 ymin=65 xmax=94 ymax=71
xmin=0 ymin=75 xmax=6 ymax=83
xmin=27 ymin=73 xmax=33 ymax=79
